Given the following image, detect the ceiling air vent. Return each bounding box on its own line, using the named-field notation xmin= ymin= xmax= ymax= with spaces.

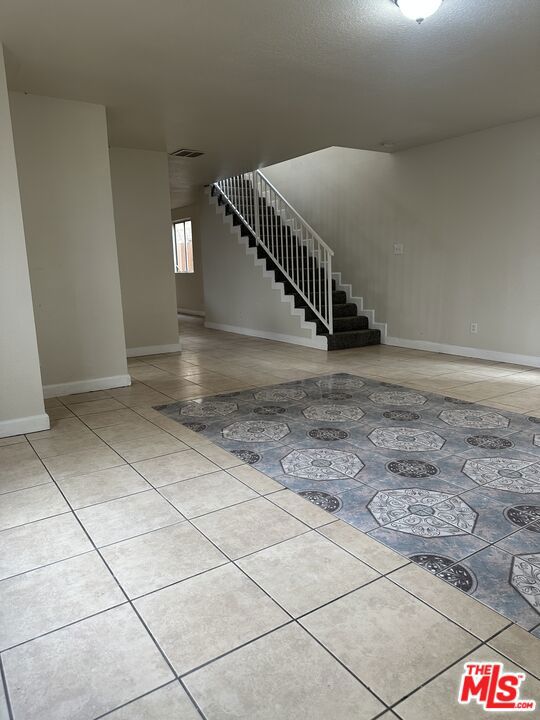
xmin=170 ymin=148 xmax=204 ymax=158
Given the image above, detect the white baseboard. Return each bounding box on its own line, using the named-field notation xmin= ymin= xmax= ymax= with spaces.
xmin=386 ymin=336 xmax=540 ymax=369
xmin=204 ymin=321 xmax=327 ymax=350
xmin=177 ymin=308 xmax=205 ymax=317
xmin=43 ymin=374 xmax=132 ymax=399
xmin=127 ymin=342 xmax=182 ymax=358
xmin=0 ymin=413 xmax=50 ymax=438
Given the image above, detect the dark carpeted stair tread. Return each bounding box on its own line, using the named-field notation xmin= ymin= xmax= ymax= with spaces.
xmin=326 ymin=329 xmax=381 ymax=351
xmin=333 ymin=303 xmax=358 ymax=317
xmin=333 ymin=316 xmax=369 ymax=331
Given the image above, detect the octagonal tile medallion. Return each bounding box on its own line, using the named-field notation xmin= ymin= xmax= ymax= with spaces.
xmin=439 ymin=408 xmax=510 ymax=429
xmin=281 ymin=448 xmax=364 ymax=481
xmin=253 ymin=387 xmax=306 ymax=402
xmin=368 ymin=426 xmax=445 ymax=452
xmin=369 ymin=390 xmax=427 ymax=407
xmin=222 ymin=420 xmax=290 ymax=443
xmin=462 ymin=457 xmax=540 ymax=493
xmin=368 ymin=488 xmax=477 ymax=537
xmin=315 ymin=376 xmax=365 ymax=390
xmin=302 ymin=404 xmax=364 ymax=422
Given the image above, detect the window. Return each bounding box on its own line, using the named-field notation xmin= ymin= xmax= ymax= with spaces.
xmin=172 ymin=219 xmax=194 ymax=273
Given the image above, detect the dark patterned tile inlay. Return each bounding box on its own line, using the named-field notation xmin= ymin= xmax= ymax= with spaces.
xmin=156 ymin=372 xmax=540 ymax=632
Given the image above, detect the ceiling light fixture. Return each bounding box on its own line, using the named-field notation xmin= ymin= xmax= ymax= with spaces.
xmin=393 ymin=0 xmax=442 ymax=24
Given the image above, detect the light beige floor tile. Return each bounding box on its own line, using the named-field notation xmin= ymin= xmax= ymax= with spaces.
xmin=43 ymin=397 xmax=63 ymax=409
xmin=389 ymin=563 xmax=509 ymax=640
xmin=300 ymin=577 xmax=477 ymax=705
xmin=227 ymin=463 xmax=284 ymax=494
xmin=193 ymin=442 xmax=244 ymax=469
xmin=76 ymin=490 xmax=183 ymax=547
xmin=267 ymin=489 xmax=335 ymax=528
xmin=319 ymin=520 xmax=409 ymax=573
xmin=93 ymin=419 xmax=164 ymax=444
xmin=111 ymin=432 xmax=189 ymax=463
xmin=185 ymin=623 xmax=384 ymax=720
xmin=60 ymin=390 xmax=112 ymax=404
xmin=25 ymin=417 xmax=89 ymax=440
xmin=488 ymin=624 xmax=540 ymax=679
xmin=108 ymin=386 xmax=171 ymax=403
xmin=238 ymin=531 xmax=379 ymax=617
xmin=42 ymin=446 xmax=124 ymax=480
xmin=46 ymin=406 xmax=75 ymax=421
xmin=28 ymin=432 xmax=106 ymax=460
xmin=160 ymin=470 xmax=258 ymax=518
xmin=0 ymin=435 xmax=26 ymax=448
xmin=106 ymin=683 xmax=200 ymax=720
xmin=0 ymin=513 xmax=92 ymax=580
xmin=0 ymin=552 xmax=125 ymax=648
xmin=56 ymin=465 xmax=150 ymax=509
xmin=67 ymin=398 xmax=125 ymax=415
xmin=395 ymin=647 xmax=540 ymax=719
xmin=0 ymin=442 xmax=51 ymax=494
xmin=2 ymin=605 xmax=173 ymax=720
xmin=133 ymin=450 xmax=219 ymax=488
xmin=82 ymin=408 xmax=143 ymax=429
xmin=192 ymin=497 xmax=308 ymax=559
xmin=135 ymin=564 xmax=289 ymax=674
xmin=101 ymin=523 xmax=226 ymax=598
xmin=0 ymin=484 xmax=69 ymax=531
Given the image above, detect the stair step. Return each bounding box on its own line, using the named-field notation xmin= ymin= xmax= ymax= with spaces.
xmin=326 ymin=329 xmax=381 ymax=351
xmin=333 ymin=303 xmax=358 ymax=317
xmin=333 ymin=316 xmax=368 ymax=331
xmin=314 ymin=316 xmax=368 ymax=334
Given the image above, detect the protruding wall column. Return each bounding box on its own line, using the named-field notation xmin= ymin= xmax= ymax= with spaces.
xmin=0 ymin=45 xmax=49 ymax=437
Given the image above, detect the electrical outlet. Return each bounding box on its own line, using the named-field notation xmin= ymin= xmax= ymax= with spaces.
xmin=393 ymin=243 xmax=404 ymax=255
xmin=470 ymin=322 xmax=478 ymax=334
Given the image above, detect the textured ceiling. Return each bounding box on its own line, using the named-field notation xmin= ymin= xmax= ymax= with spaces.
xmin=2 ymin=0 xmax=539 ymax=199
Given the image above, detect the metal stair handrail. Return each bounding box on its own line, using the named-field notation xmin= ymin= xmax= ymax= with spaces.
xmin=213 ymin=170 xmax=334 ymax=333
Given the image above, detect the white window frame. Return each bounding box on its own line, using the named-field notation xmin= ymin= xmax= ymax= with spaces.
xmin=172 ymin=218 xmax=194 ymax=273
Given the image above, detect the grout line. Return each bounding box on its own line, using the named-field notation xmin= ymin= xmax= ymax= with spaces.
xmin=387 ymin=621 xmax=530 ymax=713
xmin=0 ymin=655 xmax=14 ymax=720
xmin=93 ymin=680 xmax=178 ymax=719
xmin=178 ymin=620 xmax=295 ymax=681
xmin=0 ymin=602 xmax=130 ymax=653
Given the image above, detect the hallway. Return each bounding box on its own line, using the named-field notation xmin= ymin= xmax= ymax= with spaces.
xmin=0 ymin=320 xmax=539 ymax=719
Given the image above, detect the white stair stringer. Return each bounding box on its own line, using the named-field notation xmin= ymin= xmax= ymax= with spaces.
xmin=207 ymin=190 xmax=327 ymax=350
xmin=332 ymin=271 xmax=387 ymax=343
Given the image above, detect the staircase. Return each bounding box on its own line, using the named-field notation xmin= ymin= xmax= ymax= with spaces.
xmin=211 ymin=171 xmax=380 ymax=351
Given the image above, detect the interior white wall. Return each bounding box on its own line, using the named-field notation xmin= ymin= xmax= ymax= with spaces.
xmin=200 ymin=193 xmax=319 ymax=346
xmin=264 ymin=117 xmax=540 ymax=365
xmin=10 ymin=92 xmax=130 ymax=395
xmin=109 ymin=147 xmax=180 ymax=355
xmin=172 ymin=203 xmax=205 ymax=315
xmin=0 ymin=48 xmax=48 ymax=436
